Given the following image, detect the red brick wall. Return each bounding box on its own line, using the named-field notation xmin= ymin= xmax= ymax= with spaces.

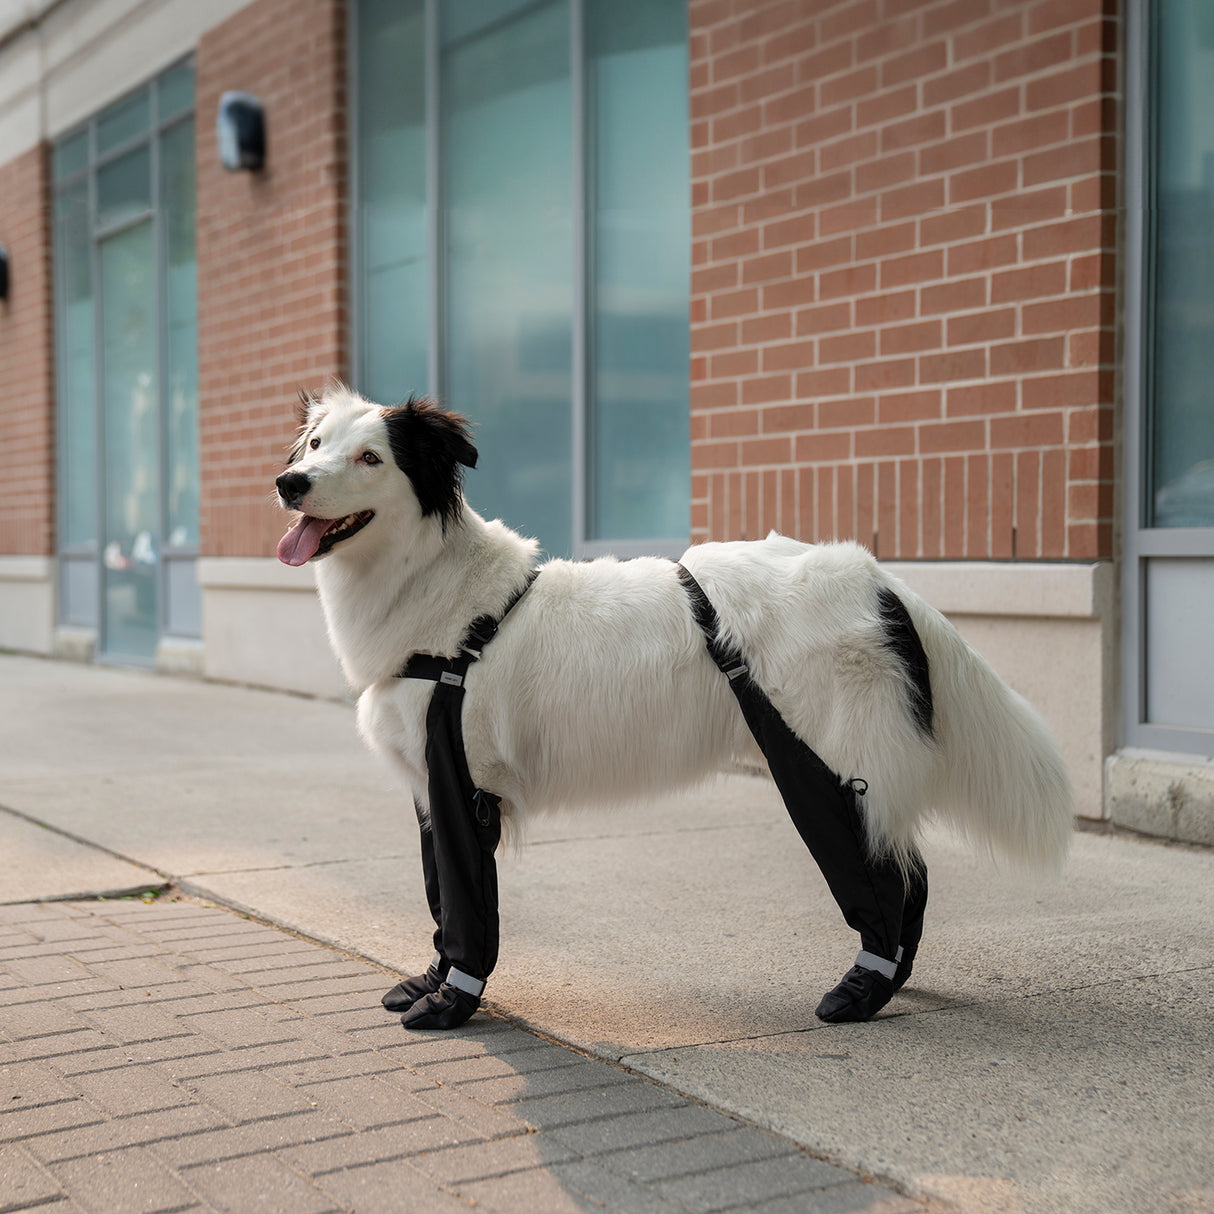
xmin=196 ymin=0 xmax=347 ymax=558
xmin=0 ymin=144 xmax=55 ymax=557
xmin=688 ymin=0 xmax=1117 ymax=560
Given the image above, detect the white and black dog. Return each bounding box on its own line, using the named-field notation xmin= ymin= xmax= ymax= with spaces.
xmin=276 ymin=384 xmax=1072 ymax=1029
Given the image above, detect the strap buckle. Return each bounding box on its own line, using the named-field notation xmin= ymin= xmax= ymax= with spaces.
xmin=461 ymin=615 xmax=499 ymax=660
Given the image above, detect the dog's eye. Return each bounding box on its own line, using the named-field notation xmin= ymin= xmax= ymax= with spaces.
xmin=362 ymin=451 xmax=381 ymax=466
xmin=309 ymin=437 xmax=321 ymax=450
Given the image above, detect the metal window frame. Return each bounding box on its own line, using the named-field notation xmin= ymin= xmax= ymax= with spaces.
xmin=1120 ymin=0 xmax=1214 ymax=754
xmin=347 ymin=0 xmax=690 ymax=561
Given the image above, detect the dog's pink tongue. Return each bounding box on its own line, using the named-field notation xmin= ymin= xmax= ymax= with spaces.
xmin=277 ymin=516 xmax=334 ymax=566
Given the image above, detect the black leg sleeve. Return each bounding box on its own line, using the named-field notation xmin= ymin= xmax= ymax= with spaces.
xmin=734 ymin=684 xmax=907 ymax=965
xmin=423 ymin=687 xmax=502 ymax=987
xmin=414 ymin=799 xmax=446 ymax=964
xmin=897 ymin=848 xmax=928 ymax=962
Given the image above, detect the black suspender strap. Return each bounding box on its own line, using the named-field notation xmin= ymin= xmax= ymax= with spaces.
xmin=675 ymin=563 xmax=750 ymax=683
xmin=396 ymin=569 xmax=539 ymax=684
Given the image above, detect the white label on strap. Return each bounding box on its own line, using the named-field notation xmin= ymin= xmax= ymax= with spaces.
xmin=440 ymin=671 xmax=464 ymax=687
xmin=446 ymin=967 xmax=485 ymax=997
xmin=855 ymin=950 xmax=898 ymax=981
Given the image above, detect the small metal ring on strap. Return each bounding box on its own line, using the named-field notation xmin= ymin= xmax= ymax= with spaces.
xmin=446 ymin=967 xmax=486 ymax=997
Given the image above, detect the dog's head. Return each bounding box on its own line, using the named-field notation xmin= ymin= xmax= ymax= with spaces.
xmin=275 ymin=384 xmax=477 ymax=567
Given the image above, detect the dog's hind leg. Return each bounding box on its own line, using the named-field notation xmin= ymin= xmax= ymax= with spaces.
xmin=891 ymin=849 xmax=927 ymax=993
xmin=759 ymin=719 xmax=924 ymax=1023
xmin=676 ymin=563 xmax=926 ymax=1023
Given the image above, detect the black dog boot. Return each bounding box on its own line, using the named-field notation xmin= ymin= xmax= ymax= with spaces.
xmin=382 ymin=956 xmax=447 ymax=1013
xmin=816 ymin=955 xmax=896 ymax=1023
xmin=400 ymin=967 xmax=485 ymax=1030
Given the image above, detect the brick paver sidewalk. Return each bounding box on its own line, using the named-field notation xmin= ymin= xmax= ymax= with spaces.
xmin=0 ymin=898 xmax=921 ymax=1214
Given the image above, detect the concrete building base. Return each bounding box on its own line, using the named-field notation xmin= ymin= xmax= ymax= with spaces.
xmin=0 ymin=557 xmax=54 ymax=655
xmin=1106 ymin=750 xmax=1214 ymax=848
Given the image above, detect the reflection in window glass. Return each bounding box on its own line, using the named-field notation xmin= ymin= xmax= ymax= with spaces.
xmin=53 ymin=131 xmax=88 ymax=181
xmin=354 ymin=0 xmax=691 ymax=555
xmin=1150 ymin=1 xmax=1214 ymax=527
xmin=97 ymin=146 xmax=151 ymax=227
xmin=157 ymin=61 xmax=195 ymax=119
xmin=97 ymin=90 xmax=150 ymax=153
xmin=357 ymin=0 xmax=429 ymax=404
xmin=587 ymin=0 xmax=689 ymax=541
xmin=55 ymin=183 xmax=97 ymax=548
xmin=100 ymin=222 xmax=159 ymax=662
xmin=161 ymin=119 xmax=199 ymax=548
xmin=442 ymin=0 xmax=573 ymax=556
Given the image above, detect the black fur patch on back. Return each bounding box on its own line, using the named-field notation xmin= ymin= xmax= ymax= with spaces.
xmin=877 ymin=587 xmax=934 ymax=739
xmin=382 ymin=396 xmax=478 ymax=530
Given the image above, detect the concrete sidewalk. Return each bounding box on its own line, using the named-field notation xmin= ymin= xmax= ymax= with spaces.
xmin=1 ymin=653 xmax=1212 ymax=1213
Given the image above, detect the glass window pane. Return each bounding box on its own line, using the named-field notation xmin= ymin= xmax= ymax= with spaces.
xmin=1149 ymin=2 xmax=1214 ymax=527
xmin=97 ymin=89 xmax=150 ymax=153
xmin=158 ymin=60 xmax=194 ymax=120
xmin=442 ymin=0 xmax=573 ymax=556
xmin=442 ymin=0 xmax=543 ymax=46
xmin=160 ymin=119 xmax=199 ymax=551
xmin=358 ymin=0 xmax=429 ymax=402
xmin=586 ymin=0 xmax=690 ymax=542
xmin=97 ymin=146 xmax=151 ymax=227
xmin=54 ymin=182 xmax=98 ymax=550
xmin=100 ymin=221 xmax=159 ymax=662
xmin=1145 ymin=559 xmax=1214 ymax=729
xmin=53 ymin=130 xmax=89 ymax=180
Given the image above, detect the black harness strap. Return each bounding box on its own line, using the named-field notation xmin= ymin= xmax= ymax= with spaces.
xmin=392 ymin=570 xmax=538 ymax=993
xmin=398 ymin=570 xmax=539 ymax=686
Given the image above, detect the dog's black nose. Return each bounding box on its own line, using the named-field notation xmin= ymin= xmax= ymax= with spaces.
xmin=277 ymin=470 xmax=311 ymax=510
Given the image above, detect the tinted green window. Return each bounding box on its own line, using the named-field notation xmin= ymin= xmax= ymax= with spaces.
xmin=356 ymin=0 xmax=429 ymax=404
xmin=54 ymin=183 xmax=96 ymax=548
xmin=586 ymin=0 xmax=689 ymax=541
xmin=1149 ymin=2 xmax=1214 ymax=526
xmin=97 ymin=90 xmax=150 ymax=153
xmin=442 ymin=0 xmax=574 ymax=555
xmin=355 ymin=0 xmax=690 ymax=558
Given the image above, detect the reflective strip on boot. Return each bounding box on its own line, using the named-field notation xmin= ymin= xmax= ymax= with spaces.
xmin=446 ymin=967 xmax=486 ymax=997
xmin=855 ymin=949 xmax=899 ymax=981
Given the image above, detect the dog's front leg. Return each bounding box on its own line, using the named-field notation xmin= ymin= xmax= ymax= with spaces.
xmin=381 ymin=798 xmax=447 ymax=1015
xmin=386 ymin=682 xmax=503 ymax=1031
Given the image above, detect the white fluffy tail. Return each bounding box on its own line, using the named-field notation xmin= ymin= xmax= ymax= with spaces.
xmin=898 ymin=586 xmax=1073 ymax=873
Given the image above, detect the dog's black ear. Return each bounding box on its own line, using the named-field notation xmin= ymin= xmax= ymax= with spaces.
xmin=382 ymin=396 xmax=477 ymax=529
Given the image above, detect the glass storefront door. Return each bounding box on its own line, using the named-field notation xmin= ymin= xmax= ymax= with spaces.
xmin=52 ymin=60 xmax=199 ymax=665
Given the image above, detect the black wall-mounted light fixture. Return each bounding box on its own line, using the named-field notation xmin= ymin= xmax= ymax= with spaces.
xmin=0 ymin=245 xmax=9 ymax=301
xmin=216 ymin=91 xmax=266 ymax=171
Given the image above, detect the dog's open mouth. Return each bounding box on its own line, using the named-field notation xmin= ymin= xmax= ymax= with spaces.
xmin=277 ymin=510 xmax=374 ymax=567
